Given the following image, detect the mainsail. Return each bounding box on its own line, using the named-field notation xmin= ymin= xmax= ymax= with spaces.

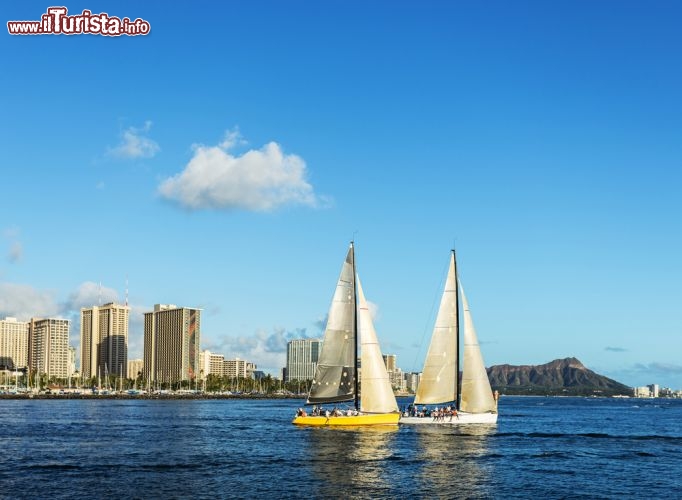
xmin=459 ymin=280 xmax=497 ymax=414
xmin=414 ymin=252 xmax=458 ymax=405
xmin=357 ymin=277 xmax=399 ymax=414
xmin=307 ymin=244 xmax=356 ymax=404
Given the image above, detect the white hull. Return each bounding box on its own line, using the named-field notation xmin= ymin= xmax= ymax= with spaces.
xmin=400 ymin=412 xmax=498 ymax=425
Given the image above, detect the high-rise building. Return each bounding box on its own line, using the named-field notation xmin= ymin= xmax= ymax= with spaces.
xmin=143 ymin=304 xmax=200 ymax=383
xmin=28 ymin=318 xmax=70 ymax=378
xmin=390 ymin=368 xmax=406 ymax=391
xmin=80 ymin=303 xmax=129 ymax=380
xmin=285 ymin=339 xmax=320 ymax=382
xmin=405 ymin=372 xmax=420 ymax=393
xmin=224 ymin=358 xmax=248 ymax=379
xmin=0 ymin=317 xmax=29 ymax=370
xmin=127 ymin=359 xmax=143 ymax=379
xmin=200 ymin=350 xmax=225 ymax=379
xmin=382 ymin=353 xmax=404 ymax=391
xmin=383 ymin=354 xmax=397 ymax=372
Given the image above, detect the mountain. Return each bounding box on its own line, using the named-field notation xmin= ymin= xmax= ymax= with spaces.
xmin=487 ymin=357 xmax=632 ymax=396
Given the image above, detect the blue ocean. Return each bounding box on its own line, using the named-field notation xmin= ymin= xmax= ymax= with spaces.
xmin=1 ymin=396 xmax=680 ymax=498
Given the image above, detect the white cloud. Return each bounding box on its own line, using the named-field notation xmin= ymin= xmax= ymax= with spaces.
xmin=603 ymin=361 xmax=682 ymax=388
xmin=158 ymin=129 xmax=322 ymax=211
xmin=109 ymin=121 xmax=160 ymax=159
xmin=218 ymin=128 xmax=247 ymax=150
xmin=205 ymin=327 xmax=315 ymax=375
xmin=7 ymin=241 xmax=22 ymax=263
xmin=366 ymin=299 xmax=380 ymax=322
xmin=3 ymin=227 xmax=19 ymax=239
xmin=3 ymin=227 xmax=23 ymax=264
xmin=62 ymin=281 xmax=119 ymax=311
xmin=0 ymin=283 xmax=60 ymax=320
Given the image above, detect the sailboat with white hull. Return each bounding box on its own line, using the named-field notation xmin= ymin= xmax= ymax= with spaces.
xmin=401 ymin=251 xmax=498 ymax=425
xmin=292 ymin=242 xmax=400 ymax=426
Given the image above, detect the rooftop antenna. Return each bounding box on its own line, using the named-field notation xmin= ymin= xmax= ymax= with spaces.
xmin=98 ymin=281 xmax=102 ymax=306
xmin=125 ymin=274 xmax=129 ymax=307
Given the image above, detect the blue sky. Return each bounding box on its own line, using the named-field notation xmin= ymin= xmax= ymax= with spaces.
xmin=1 ymin=1 xmax=681 ymax=388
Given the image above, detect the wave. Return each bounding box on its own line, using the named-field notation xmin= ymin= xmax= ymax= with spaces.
xmin=25 ymin=464 xmax=82 ymax=471
xmin=495 ymin=431 xmax=682 ymax=442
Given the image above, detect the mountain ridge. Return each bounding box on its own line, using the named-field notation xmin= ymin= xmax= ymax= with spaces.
xmin=487 ymin=357 xmax=631 ymax=396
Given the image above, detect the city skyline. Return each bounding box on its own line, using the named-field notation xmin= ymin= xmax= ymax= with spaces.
xmin=1 ymin=2 xmax=681 ymax=388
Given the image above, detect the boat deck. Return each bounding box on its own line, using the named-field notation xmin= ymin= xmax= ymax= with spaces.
xmin=292 ymin=412 xmax=400 ymax=426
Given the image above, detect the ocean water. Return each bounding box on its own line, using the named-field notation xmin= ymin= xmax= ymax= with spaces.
xmin=0 ymin=396 xmax=680 ymax=498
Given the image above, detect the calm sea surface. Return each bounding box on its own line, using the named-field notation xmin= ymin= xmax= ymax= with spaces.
xmin=1 ymin=396 xmax=680 ymax=498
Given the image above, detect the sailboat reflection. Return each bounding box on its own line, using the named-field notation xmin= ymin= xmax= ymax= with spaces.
xmin=305 ymin=426 xmax=398 ymax=496
xmin=414 ymin=424 xmax=496 ymax=497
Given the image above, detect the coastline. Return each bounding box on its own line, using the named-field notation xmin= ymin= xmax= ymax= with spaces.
xmin=0 ymin=393 xmax=307 ymax=401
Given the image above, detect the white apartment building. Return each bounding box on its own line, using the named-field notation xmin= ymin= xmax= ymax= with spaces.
xmin=200 ymin=350 xmax=226 ymax=379
xmin=0 ymin=317 xmax=29 ymax=370
xmin=29 ymin=318 xmax=70 ymax=378
xmin=224 ymin=358 xmax=248 ymax=379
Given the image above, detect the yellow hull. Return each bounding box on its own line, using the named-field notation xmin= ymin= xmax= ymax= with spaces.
xmin=292 ymin=412 xmax=400 ymax=427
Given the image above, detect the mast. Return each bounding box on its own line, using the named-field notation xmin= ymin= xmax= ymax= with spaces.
xmin=453 ymin=249 xmax=460 ymax=410
xmin=351 ymin=241 xmax=359 ymax=411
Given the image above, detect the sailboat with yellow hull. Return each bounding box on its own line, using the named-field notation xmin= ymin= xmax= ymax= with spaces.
xmin=292 ymin=243 xmax=400 ymax=426
xmin=401 ymin=250 xmax=498 ymax=425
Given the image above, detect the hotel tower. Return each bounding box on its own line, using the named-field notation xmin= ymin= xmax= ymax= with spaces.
xmin=0 ymin=317 xmax=29 ymax=370
xmin=285 ymin=338 xmax=320 ymax=382
xmin=80 ymin=303 xmax=130 ymax=379
xmin=29 ymin=318 xmax=70 ymax=378
xmin=143 ymin=304 xmax=200 ymax=384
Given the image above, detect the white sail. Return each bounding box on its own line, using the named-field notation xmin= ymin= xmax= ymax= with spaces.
xmin=459 ymin=280 xmax=497 ymax=414
xmin=307 ymin=244 xmax=356 ymax=404
xmin=414 ymin=253 xmax=458 ymax=405
xmin=357 ymin=276 xmax=399 ymax=414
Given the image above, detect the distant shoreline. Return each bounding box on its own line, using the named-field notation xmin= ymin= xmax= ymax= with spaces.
xmin=0 ymin=393 xmax=307 ymax=401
